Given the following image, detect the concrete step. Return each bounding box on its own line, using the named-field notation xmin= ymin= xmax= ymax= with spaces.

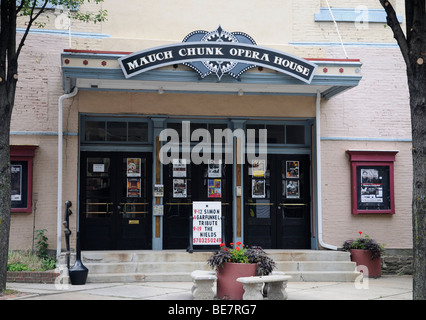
xmin=77 ymin=250 xmax=361 ymax=283
xmin=87 ymin=272 xmax=192 ymax=283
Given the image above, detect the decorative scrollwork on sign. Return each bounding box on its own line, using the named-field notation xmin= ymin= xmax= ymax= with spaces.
xmin=183 ymin=26 xmax=257 ymax=80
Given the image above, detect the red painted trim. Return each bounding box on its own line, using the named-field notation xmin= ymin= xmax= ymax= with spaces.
xmin=63 ymin=49 xmax=361 ymax=62
xmin=63 ymin=49 xmax=132 ymax=55
xmin=305 ymin=58 xmax=361 ymax=62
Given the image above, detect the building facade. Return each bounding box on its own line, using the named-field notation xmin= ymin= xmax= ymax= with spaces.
xmin=10 ymin=0 xmax=412 ymax=256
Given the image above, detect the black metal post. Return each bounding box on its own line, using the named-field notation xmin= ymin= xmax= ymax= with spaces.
xmin=64 ymin=200 xmax=88 ymax=285
xmin=69 ymin=230 xmax=88 ymax=285
xmin=187 ymin=214 xmax=194 ymax=253
xmin=63 ymin=201 xmax=72 ymax=270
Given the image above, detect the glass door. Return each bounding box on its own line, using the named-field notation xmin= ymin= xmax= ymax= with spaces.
xmin=162 ymin=157 xmax=232 ymax=249
xmin=244 ymin=154 xmax=311 ymax=249
xmin=80 ymin=152 xmax=152 ymax=250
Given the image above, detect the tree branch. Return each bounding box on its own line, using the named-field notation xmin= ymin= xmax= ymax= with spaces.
xmin=16 ymin=0 xmax=27 ymax=15
xmin=16 ymin=0 xmax=49 ymax=58
xmin=379 ymin=0 xmax=412 ymax=73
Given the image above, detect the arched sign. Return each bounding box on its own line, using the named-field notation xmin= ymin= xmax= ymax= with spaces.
xmin=118 ymin=26 xmax=317 ymax=84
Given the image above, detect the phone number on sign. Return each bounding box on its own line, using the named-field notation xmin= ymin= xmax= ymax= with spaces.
xmin=193 ymin=237 xmax=222 ymax=244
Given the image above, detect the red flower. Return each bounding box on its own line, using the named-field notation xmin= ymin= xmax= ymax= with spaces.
xmin=236 ymin=241 xmax=242 ymax=246
xmin=230 ymin=242 xmax=234 ymax=246
xmin=224 ymin=248 xmax=229 ymax=251
xmin=220 ymin=243 xmax=225 ymax=247
xmin=359 ymin=231 xmax=363 ymax=236
xmin=235 ymin=247 xmax=240 ymax=251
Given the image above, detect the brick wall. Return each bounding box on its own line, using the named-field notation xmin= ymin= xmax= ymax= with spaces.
xmin=7 ymin=271 xmax=59 ymax=284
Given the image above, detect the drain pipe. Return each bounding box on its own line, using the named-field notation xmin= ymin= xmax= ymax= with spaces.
xmin=56 ymin=87 xmax=78 ymax=259
xmin=316 ymin=91 xmax=338 ymax=250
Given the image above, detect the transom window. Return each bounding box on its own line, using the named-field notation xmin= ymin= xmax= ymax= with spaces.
xmin=246 ymin=123 xmax=307 ymax=145
xmin=81 ymin=116 xmax=150 ymax=144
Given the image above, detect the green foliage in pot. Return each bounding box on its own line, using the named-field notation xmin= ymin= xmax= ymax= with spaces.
xmin=207 ymin=242 xmax=276 ymax=276
xmin=342 ymin=231 xmax=385 ymax=259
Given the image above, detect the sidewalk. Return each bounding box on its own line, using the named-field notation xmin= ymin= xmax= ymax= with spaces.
xmin=4 ymin=275 xmax=412 ymax=300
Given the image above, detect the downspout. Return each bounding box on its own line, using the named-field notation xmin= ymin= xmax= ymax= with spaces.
xmin=57 ymin=87 xmax=78 ymax=259
xmin=316 ymin=90 xmax=338 ymax=250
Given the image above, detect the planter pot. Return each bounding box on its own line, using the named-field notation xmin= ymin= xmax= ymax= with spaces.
xmin=216 ymin=262 xmax=257 ymax=300
xmin=350 ymin=249 xmax=381 ymax=278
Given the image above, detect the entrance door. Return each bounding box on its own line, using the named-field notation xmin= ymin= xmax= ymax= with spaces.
xmin=244 ymin=154 xmax=311 ymax=249
xmin=163 ymin=158 xmax=233 ymax=249
xmin=80 ymin=152 xmax=152 ymax=250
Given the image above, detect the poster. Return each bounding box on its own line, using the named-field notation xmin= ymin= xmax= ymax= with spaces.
xmin=286 ymin=161 xmax=299 ymax=178
xmin=173 ymin=159 xmax=187 ymax=177
xmin=173 ymin=179 xmax=187 ymax=198
xmin=192 ymin=201 xmax=222 ymax=245
xmin=252 ymin=160 xmax=265 ymax=177
xmin=93 ymin=164 xmax=105 ymax=173
xmin=153 ymin=204 xmax=164 ymax=216
xmin=285 ymin=180 xmax=300 ymax=199
xmin=127 ymin=158 xmax=141 ymax=177
xmin=252 ymin=179 xmax=265 ymax=198
xmin=127 ymin=178 xmax=141 ymax=197
xmin=11 ymin=165 xmax=22 ymax=201
xmin=208 ymin=179 xmax=221 ymax=198
xmin=154 ymin=184 xmax=164 ymax=197
xmin=360 ymin=169 xmax=383 ymax=203
xmin=208 ymin=159 xmax=221 ymax=178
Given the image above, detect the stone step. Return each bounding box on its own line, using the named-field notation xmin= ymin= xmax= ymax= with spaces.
xmin=84 ymin=260 xmax=356 ymax=274
xmin=81 ymin=249 xmax=351 ymax=264
xmin=86 ymin=270 xmax=360 ymax=283
xmin=81 ymin=250 xmax=212 ymax=264
xmin=86 ymin=272 xmax=192 ymax=283
xmin=73 ymin=249 xmax=361 ymax=283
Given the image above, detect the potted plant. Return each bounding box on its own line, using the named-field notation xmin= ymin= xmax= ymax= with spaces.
xmin=207 ymin=242 xmax=276 ymax=300
xmin=342 ymin=231 xmax=385 ymax=278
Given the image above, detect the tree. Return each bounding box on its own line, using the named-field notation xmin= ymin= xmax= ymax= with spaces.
xmin=379 ymin=0 xmax=426 ymax=300
xmin=0 ymin=0 xmax=106 ymax=294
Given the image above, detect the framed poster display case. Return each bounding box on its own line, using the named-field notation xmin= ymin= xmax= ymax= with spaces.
xmin=10 ymin=145 xmax=37 ymax=213
xmin=346 ymin=150 xmax=398 ymax=215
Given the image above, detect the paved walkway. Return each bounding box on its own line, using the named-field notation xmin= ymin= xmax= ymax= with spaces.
xmin=4 ymin=275 xmax=412 ymax=300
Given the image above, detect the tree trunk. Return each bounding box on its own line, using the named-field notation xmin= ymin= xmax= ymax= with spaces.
xmin=0 ymin=91 xmax=13 ymax=293
xmin=0 ymin=0 xmax=18 ymax=292
xmin=409 ymin=76 xmax=426 ymax=300
xmin=406 ymin=3 xmax=426 ymax=301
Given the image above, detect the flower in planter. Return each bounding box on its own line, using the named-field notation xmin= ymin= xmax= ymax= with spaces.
xmin=342 ymin=231 xmax=385 ymax=259
xmin=207 ymin=242 xmax=276 ymax=275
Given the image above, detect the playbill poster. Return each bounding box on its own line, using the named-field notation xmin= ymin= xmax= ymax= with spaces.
xmin=208 ymin=179 xmax=221 ymax=198
xmin=127 ymin=178 xmax=141 ymax=197
xmin=173 ymin=179 xmax=187 ymax=198
xmin=252 ymin=179 xmax=265 ymax=198
xmin=127 ymin=158 xmax=141 ymax=177
xmin=360 ymin=168 xmax=383 ymax=203
xmin=286 ymin=161 xmax=299 ymax=178
xmin=252 ymin=160 xmax=265 ymax=177
xmin=285 ymin=180 xmax=300 ymax=198
xmin=173 ymin=159 xmax=187 ymax=177
xmin=11 ymin=164 xmax=22 ymax=201
xmin=208 ymin=159 xmax=221 ymax=178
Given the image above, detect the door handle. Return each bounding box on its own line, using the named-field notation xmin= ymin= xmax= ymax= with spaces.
xmin=279 ymin=203 xmax=307 ymax=207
